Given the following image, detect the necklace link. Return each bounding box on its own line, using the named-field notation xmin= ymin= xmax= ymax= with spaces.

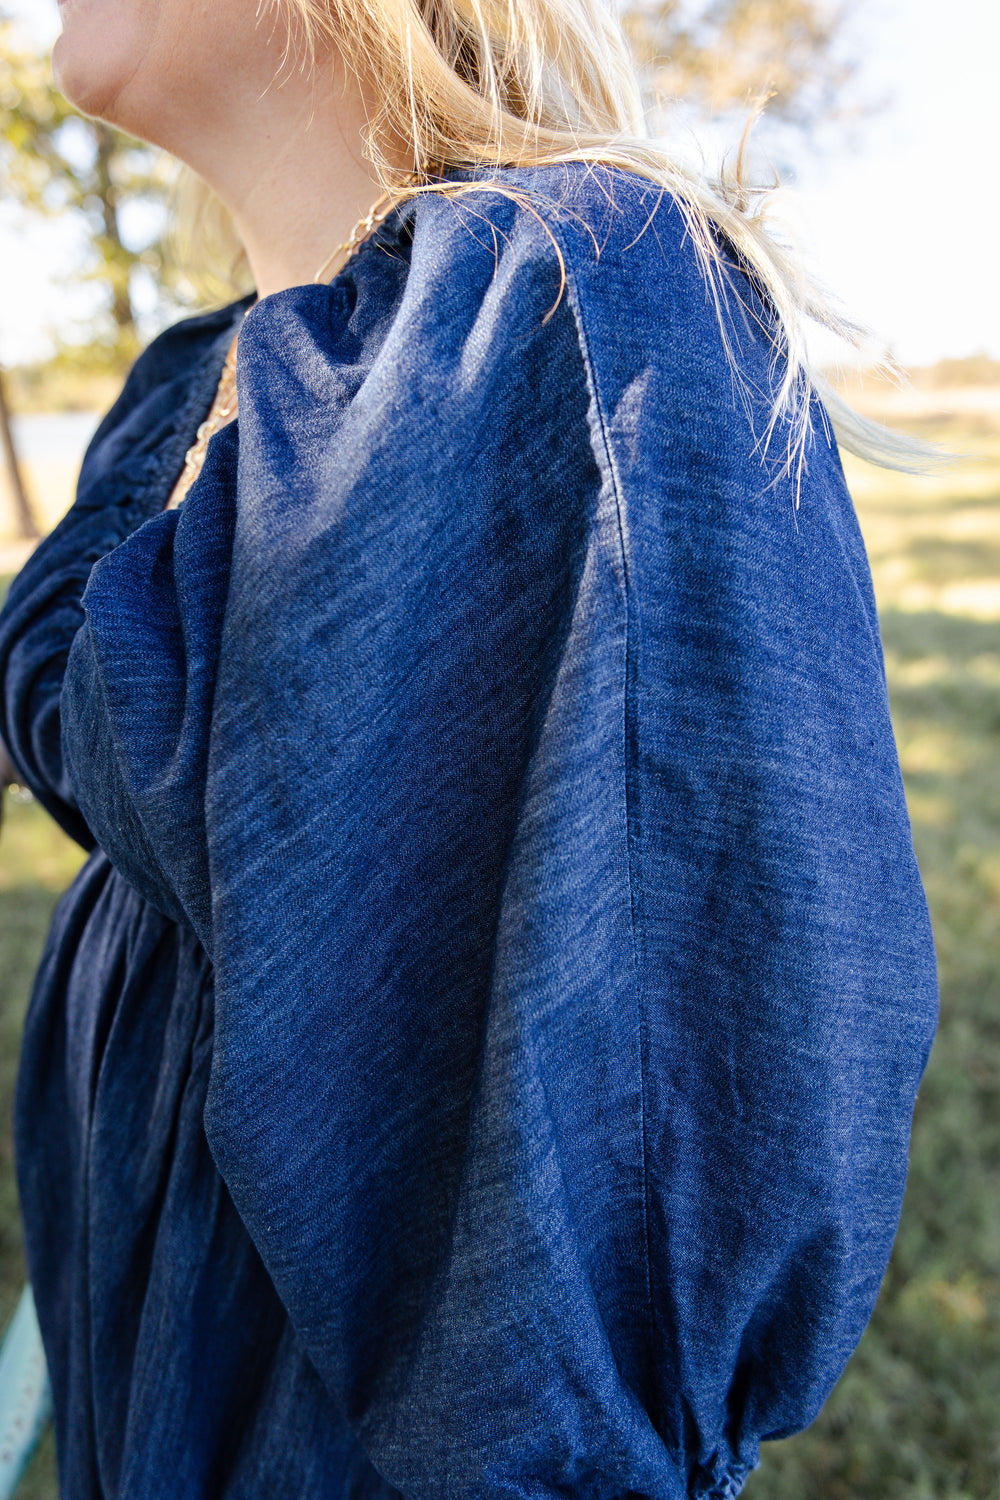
xmin=312 ymin=163 xmax=433 ymax=285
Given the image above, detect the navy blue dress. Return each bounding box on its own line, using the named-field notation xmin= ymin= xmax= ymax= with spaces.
xmin=0 ymin=165 xmax=938 ymax=1500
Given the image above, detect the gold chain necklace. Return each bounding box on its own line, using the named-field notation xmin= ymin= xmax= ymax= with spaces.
xmin=166 ymin=169 xmax=430 ymax=512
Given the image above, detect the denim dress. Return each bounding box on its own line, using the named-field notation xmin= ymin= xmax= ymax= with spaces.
xmin=0 ymin=164 xmax=939 ymax=1500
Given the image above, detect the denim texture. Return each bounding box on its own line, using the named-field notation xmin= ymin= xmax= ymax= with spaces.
xmin=0 ymin=163 xmax=938 ymax=1499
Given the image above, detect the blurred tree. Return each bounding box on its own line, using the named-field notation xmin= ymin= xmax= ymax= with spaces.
xmin=626 ymin=0 xmax=857 ymax=132
xmin=0 ymin=362 xmax=38 ymax=539
xmin=0 ymin=0 xmax=858 ymax=382
xmin=0 ymin=10 xmax=180 ymax=371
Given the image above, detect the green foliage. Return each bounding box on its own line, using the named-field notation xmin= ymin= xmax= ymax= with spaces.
xmin=3 ymin=345 xmax=123 ymax=415
xmin=0 ymin=11 xmax=180 ymax=370
xmin=624 ymin=0 xmax=859 ymax=129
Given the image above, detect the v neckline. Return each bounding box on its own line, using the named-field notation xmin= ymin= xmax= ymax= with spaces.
xmin=155 ymin=295 xmax=255 ymax=512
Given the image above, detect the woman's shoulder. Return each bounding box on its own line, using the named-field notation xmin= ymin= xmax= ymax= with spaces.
xmin=235 ymin=158 xmax=849 ymax=548
xmin=392 ymin=161 xmax=790 ymax=464
xmin=236 ymin=159 xmax=721 ymax=437
xmin=406 ymin=159 xmax=695 ymax=278
xmin=381 ymin=160 xmax=709 ymax=361
xmin=231 ymin=157 xmax=839 ymax=541
xmin=241 ymin=160 xmax=699 ymax=354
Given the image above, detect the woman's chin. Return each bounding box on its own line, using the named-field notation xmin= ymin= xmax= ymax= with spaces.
xmin=52 ymin=32 xmax=107 ymax=118
xmin=51 ymin=23 xmax=141 ymax=127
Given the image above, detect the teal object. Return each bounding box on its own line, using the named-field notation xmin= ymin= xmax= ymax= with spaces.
xmin=0 ymin=1287 xmax=51 ymax=1498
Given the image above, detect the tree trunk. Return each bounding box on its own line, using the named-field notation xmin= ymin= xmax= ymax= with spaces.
xmin=0 ymin=367 xmax=39 ymax=541
xmin=94 ymin=123 xmax=136 ymax=338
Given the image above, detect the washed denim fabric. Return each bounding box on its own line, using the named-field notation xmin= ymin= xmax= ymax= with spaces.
xmin=0 ymin=163 xmax=938 ymax=1500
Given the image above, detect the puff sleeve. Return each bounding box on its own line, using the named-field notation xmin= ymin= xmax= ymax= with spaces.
xmin=0 ymin=305 xmax=246 ymax=849
xmin=57 ymin=175 xmax=939 ymax=1499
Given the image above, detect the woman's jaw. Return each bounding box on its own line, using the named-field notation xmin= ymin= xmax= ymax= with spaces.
xmin=50 ymin=0 xmax=404 ymax=299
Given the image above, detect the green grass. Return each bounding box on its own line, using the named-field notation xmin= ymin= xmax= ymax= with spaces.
xmin=1 ymin=423 xmax=999 ymax=1497
xmin=750 ymin=432 xmax=1000 ymax=1498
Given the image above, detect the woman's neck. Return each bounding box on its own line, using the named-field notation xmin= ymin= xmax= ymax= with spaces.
xmin=176 ymin=49 xmax=408 ymax=298
xmin=53 ymin=0 xmax=412 ymax=298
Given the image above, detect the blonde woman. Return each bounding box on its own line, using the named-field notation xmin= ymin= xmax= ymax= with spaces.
xmin=0 ymin=0 xmax=937 ymax=1494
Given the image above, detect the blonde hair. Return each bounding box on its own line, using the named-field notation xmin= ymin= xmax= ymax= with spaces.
xmin=175 ymin=0 xmax=927 ymax=477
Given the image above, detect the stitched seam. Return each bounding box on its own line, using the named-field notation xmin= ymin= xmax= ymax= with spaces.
xmin=541 ymin=199 xmax=656 ymax=1352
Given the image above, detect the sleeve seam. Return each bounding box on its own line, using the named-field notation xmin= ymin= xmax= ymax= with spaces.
xmin=539 ymin=206 xmax=656 ymax=1354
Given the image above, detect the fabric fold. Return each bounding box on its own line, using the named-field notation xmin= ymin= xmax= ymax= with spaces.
xmin=2 ymin=163 xmax=938 ymax=1500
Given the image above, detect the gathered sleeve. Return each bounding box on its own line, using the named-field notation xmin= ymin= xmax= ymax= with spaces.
xmin=0 ymin=307 xmax=243 ymax=851
xmin=54 ymin=177 xmax=939 ymax=1499
xmin=0 ymin=433 xmax=156 ymax=846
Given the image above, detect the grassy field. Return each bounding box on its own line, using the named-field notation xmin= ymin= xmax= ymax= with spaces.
xmin=749 ymin=414 xmax=1000 ymax=1499
xmin=0 ymin=400 xmax=998 ymax=1497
